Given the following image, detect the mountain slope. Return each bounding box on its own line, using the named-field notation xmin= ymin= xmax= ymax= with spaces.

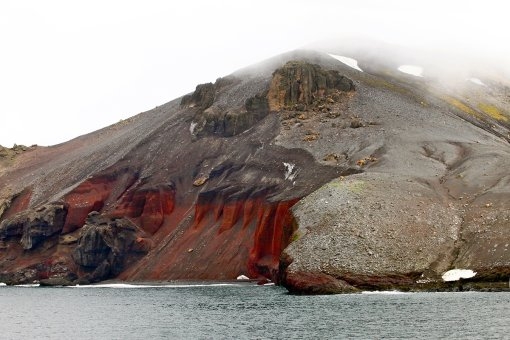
xmin=0 ymin=49 xmax=509 ymax=292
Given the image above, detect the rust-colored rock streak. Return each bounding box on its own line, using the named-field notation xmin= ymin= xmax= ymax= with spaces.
xmin=248 ymin=199 xmax=299 ymax=280
xmin=111 ymin=184 xmax=175 ymax=235
xmin=120 ymin=192 xmax=299 ymax=282
xmin=62 ymin=169 xmax=138 ymax=234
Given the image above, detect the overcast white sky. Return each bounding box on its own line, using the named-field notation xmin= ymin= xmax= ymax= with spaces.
xmin=1 ymin=0 xmax=508 ymax=147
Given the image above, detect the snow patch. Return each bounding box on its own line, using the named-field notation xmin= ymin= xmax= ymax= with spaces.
xmin=468 ymin=78 xmax=486 ymax=86
xmin=398 ymin=65 xmax=423 ymax=77
xmin=236 ymin=275 xmax=250 ymax=280
xmin=442 ymin=269 xmax=476 ymax=282
xmin=283 ymin=162 xmax=298 ymax=181
xmin=189 ymin=122 xmax=197 ymax=135
xmin=329 ymin=54 xmax=363 ymax=72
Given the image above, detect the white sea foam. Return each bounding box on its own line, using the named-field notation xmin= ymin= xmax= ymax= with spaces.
xmin=442 ymin=269 xmax=476 ymax=282
xmin=329 ymin=54 xmax=363 ymax=72
xmin=0 ymin=282 xmax=6 ymax=286
xmin=14 ymin=284 xmax=40 ymax=287
xmin=237 ymin=275 xmax=250 ymax=280
xmin=361 ymin=290 xmax=410 ymax=295
xmin=71 ymin=283 xmax=243 ymax=289
xmin=398 ymin=65 xmax=423 ymax=77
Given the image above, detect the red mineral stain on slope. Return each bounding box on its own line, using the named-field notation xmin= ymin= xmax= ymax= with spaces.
xmin=111 ymin=184 xmax=176 ymax=234
xmin=120 ymin=189 xmax=298 ymax=282
xmin=248 ymin=198 xmax=299 ymax=281
xmin=140 ymin=188 xmax=175 ymax=234
xmin=62 ymin=169 xmax=138 ymax=234
xmin=63 ymin=180 xmax=109 ymax=234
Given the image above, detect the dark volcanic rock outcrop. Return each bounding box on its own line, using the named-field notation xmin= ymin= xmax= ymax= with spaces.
xmin=181 ymin=76 xmax=266 ymax=137
xmin=1 ymin=49 xmax=509 ymax=292
xmin=0 ymin=202 xmax=67 ymax=250
xmin=268 ymin=60 xmax=354 ymax=111
xmin=72 ymin=214 xmax=146 ymax=282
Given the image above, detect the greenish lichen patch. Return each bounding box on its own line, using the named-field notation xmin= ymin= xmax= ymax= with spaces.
xmin=327 ymin=178 xmax=366 ymax=194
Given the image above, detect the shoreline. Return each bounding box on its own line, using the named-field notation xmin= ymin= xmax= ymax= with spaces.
xmin=2 ymin=278 xmax=509 ymax=294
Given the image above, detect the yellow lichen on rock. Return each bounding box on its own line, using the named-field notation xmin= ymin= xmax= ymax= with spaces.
xmin=441 ymin=96 xmax=479 ymax=117
xmin=478 ymin=103 xmax=508 ymax=122
xmin=327 ymin=178 xmax=366 ymax=194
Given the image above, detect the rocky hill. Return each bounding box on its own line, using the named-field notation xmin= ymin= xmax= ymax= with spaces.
xmin=0 ymin=49 xmax=509 ymax=293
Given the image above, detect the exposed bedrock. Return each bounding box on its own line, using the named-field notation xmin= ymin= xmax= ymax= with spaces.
xmin=183 ymin=60 xmax=354 ymax=138
xmin=72 ymin=214 xmax=147 ymax=283
xmin=267 ymin=60 xmax=354 ymax=111
xmin=181 ymin=76 xmax=259 ymax=137
xmin=62 ymin=167 xmax=139 ymax=234
xmin=111 ymin=183 xmax=176 ymax=234
xmin=0 ymin=188 xmax=33 ymax=221
xmin=120 ymin=186 xmax=300 ymax=282
xmin=282 ymin=270 xmax=360 ymax=295
xmin=0 ymin=202 xmax=67 ymax=250
xmin=0 ymin=202 xmax=77 ymax=285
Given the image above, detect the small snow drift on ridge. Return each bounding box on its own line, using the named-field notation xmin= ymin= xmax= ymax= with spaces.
xmin=329 ymin=54 xmax=363 ymax=72
xmin=398 ymin=65 xmax=423 ymax=77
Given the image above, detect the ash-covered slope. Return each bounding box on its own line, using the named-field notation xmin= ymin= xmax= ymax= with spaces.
xmin=0 ymin=49 xmax=509 ymax=293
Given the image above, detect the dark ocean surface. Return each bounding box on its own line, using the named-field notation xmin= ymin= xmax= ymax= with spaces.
xmin=0 ymin=283 xmax=508 ymax=339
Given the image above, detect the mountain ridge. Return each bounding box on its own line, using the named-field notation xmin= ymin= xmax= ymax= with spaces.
xmin=1 ymin=48 xmax=509 ymax=293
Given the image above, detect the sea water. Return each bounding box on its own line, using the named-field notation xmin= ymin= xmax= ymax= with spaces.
xmin=0 ymin=283 xmax=508 ymax=339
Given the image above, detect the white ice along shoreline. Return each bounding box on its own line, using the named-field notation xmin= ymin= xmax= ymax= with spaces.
xmin=329 ymin=54 xmax=363 ymax=72
xmin=71 ymin=283 xmax=242 ymax=288
xmin=398 ymin=65 xmax=423 ymax=77
xmin=441 ymin=269 xmax=477 ymax=282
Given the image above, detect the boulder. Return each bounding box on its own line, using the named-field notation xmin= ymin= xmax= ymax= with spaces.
xmin=72 ymin=216 xmax=146 ymax=282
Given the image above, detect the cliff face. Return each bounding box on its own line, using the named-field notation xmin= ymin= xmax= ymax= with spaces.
xmin=1 ymin=51 xmax=509 ymax=293
xmin=267 ymin=60 xmax=353 ymax=111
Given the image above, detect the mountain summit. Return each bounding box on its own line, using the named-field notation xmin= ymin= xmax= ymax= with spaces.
xmin=1 ymin=48 xmax=509 ymax=293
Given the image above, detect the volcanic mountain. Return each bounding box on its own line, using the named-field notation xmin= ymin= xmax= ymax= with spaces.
xmin=1 ymin=47 xmax=509 ymax=293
